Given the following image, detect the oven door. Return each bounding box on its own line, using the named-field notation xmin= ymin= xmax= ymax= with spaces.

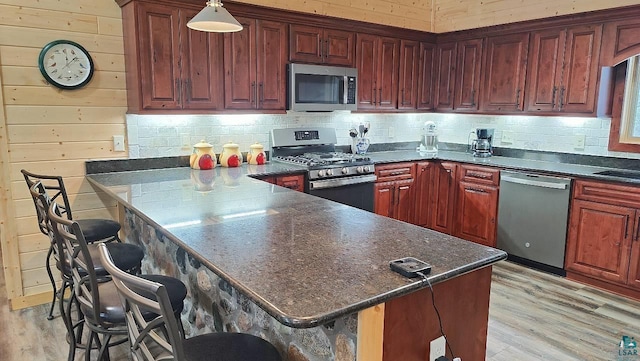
xmin=307 ymin=175 xmax=376 ymax=212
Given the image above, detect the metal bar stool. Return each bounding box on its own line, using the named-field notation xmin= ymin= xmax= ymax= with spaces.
xmin=22 ymin=169 xmax=125 ymax=320
xmin=98 ymin=244 xmax=283 ymax=361
xmin=49 ymin=201 xmax=187 ymax=361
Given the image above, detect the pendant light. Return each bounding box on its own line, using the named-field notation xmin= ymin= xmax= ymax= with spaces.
xmin=187 ymin=0 xmax=243 ymax=33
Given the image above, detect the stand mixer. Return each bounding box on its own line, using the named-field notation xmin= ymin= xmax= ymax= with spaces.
xmin=418 ymin=121 xmax=438 ymax=156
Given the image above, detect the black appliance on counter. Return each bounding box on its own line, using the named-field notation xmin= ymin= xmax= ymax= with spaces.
xmin=270 ymin=127 xmax=376 ymax=212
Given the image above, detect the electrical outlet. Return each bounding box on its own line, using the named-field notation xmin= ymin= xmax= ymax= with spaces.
xmin=388 ymin=126 xmax=395 ymax=138
xmin=113 ymin=135 xmax=125 ymax=152
xmin=430 ymin=335 xmax=446 ymax=361
xmin=573 ymin=134 xmax=586 ymax=150
xmin=501 ymin=131 xmax=515 ymax=144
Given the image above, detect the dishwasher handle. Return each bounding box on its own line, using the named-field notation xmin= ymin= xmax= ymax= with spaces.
xmin=501 ymin=174 xmax=569 ymax=190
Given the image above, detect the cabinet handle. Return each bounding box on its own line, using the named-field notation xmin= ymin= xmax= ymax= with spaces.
xmin=470 ymin=89 xmax=476 ymax=106
xmin=186 ymin=79 xmax=192 ymax=102
xmin=515 ymin=88 xmax=521 ymax=106
xmin=373 ymin=86 xmax=377 ymax=105
xmin=468 ymin=171 xmax=490 ymax=179
xmin=551 ymin=86 xmax=558 ymax=109
xmin=559 ymin=86 xmax=565 ymax=110
xmin=251 ymin=81 xmax=256 ymax=105
xmin=624 ymin=214 xmax=630 ymax=240
xmin=634 ymin=215 xmax=640 ymax=242
xmin=259 ymin=82 xmax=264 ymax=106
xmin=465 ymin=187 xmax=486 ymax=193
xmin=379 ymin=88 xmax=382 ymax=105
xmin=175 ymin=78 xmax=181 ymax=104
xmin=325 ymin=39 xmax=329 ymax=59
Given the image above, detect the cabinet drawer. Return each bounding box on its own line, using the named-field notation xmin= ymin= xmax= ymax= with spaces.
xmin=458 ymin=164 xmax=500 ymax=186
xmin=574 ymin=179 xmax=640 ymax=207
xmin=375 ymin=163 xmax=416 ymax=182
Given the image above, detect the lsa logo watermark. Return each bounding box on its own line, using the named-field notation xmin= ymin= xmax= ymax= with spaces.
xmin=618 ymin=335 xmax=639 ymax=361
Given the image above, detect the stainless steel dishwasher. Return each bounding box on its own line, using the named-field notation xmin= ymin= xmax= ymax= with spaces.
xmin=497 ymin=171 xmax=572 ymax=272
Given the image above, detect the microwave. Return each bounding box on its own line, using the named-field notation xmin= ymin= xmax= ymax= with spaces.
xmin=287 ymin=63 xmax=357 ymax=111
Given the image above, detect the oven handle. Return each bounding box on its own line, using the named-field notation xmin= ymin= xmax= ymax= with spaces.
xmin=309 ymin=174 xmax=377 ymax=190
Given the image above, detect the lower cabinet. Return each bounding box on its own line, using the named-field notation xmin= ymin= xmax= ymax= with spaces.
xmin=454 ymin=165 xmax=500 ymax=247
xmin=566 ymin=179 xmax=640 ymax=292
xmin=260 ymin=174 xmax=305 ymax=192
xmin=374 ymin=163 xmax=416 ymax=223
xmin=429 ymin=162 xmax=457 ymax=234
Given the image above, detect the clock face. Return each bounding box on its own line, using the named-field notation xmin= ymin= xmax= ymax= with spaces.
xmin=38 ymin=40 xmax=94 ymax=89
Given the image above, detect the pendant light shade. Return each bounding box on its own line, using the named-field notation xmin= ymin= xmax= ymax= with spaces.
xmin=187 ymin=0 xmax=243 ymax=33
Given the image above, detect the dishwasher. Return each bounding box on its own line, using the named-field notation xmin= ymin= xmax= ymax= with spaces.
xmin=497 ymin=170 xmax=572 ymax=274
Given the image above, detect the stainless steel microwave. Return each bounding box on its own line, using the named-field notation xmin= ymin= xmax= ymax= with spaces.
xmin=287 ymin=63 xmax=357 ymax=111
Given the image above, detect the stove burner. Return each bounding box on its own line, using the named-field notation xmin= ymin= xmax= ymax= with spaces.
xmin=273 ymin=152 xmax=370 ymax=167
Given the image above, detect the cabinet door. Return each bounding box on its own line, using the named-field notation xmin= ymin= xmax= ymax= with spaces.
xmin=417 ymin=42 xmax=436 ymax=110
xmin=375 ymin=182 xmax=395 ymax=218
xmin=435 ymin=42 xmax=457 ymax=111
xmin=398 ymin=40 xmax=419 ymax=110
xmin=324 ymin=29 xmax=355 ymax=66
xmin=560 ymin=24 xmax=603 ymax=114
xmin=454 ymin=39 xmax=482 ymax=111
xmin=356 ymin=34 xmax=378 ymax=109
xmin=430 ymin=162 xmax=457 ymax=234
xmin=414 ymin=162 xmax=434 ymax=227
xmin=180 ymin=9 xmax=223 ymax=110
xmin=395 ymin=179 xmax=414 ymax=223
xmin=276 ymin=174 xmax=304 ymax=192
xmin=377 ymin=37 xmax=400 ymax=110
xmin=629 ymin=234 xmax=640 ymax=289
xmin=525 ymin=29 xmax=566 ymax=112
xmin=482 ymin=33 xmax=529 ymax=111
xmin=455 ymin=182 xmax=498 ymax=247
xmin=224 ymin=17 xmax=256 ymax=109
xmin=256 ymin=20 xmax=287 ymax=110
xmin=289 ymin=24 xmax=323 ymax=64
xmin=565 ymin=199 xmax=634 ymax=284
xmin=137 ymin=3 xmax=181 ymax=110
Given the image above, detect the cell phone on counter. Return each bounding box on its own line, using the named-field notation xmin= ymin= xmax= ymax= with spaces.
xmin=389 ymin=257 xmax=432 ymax=278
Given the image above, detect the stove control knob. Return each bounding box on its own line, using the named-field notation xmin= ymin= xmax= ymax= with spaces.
xmin=356 ymin=166 xmax=364 ymax=173
xmin=342 ymin=167 xmax=349 ymax=175
xmin=326 ymin=169 xmax=334 ymax=176
xmin=362 ymin=166 xmax=371 ymax=173
xmin=318 ymin=170 xmax=326 ymax=177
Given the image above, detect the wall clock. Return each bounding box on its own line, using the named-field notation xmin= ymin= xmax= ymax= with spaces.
xmin=38 ymin=40 xmax=94 ymax=90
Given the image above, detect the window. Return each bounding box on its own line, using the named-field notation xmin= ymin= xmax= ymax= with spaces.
xmin=619 ymin=55 xmax=640 ymax=143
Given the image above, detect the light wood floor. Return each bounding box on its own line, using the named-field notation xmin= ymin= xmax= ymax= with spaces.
xmin=2 ymin=258 xmax=639 ymax=360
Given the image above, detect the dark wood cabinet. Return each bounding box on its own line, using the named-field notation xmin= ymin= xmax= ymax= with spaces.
xmin=566 ymin=180 xmax=640 ymax=297
xmin=259 ymin=174 xmax=305 ymax=192
xmin=454 ymin=39 xmax=483 ymax=111
xmin=434 ymin=42 xmax=456 ymax=111
xmin=224 ymin=17 xmax=287 ymax=110
xmin=430 ymin=162 xmax=457 ymax=234
xmin=356 ymin=34 xmax=400 ymax=110
xmin=374 ymin=163 xmax=416 ymax=222
xmin=414 ymin=162 xmax=434 ymax=227
xmin=417 ymin=42 xmax=436 ymax=110
xmin=289 ymin=25 xmax=354 ymax=66
xmin=398 ymin=40 xmax=420 ymax=110
xmin=454 ymin=165 xmax=499 ymax=247
xmin=481 ymin=33 xmax=529 ymax=112
xmin=526 ymin=25 xmax=602 ymax=113
xmin=130 ymin=2 xmax=223 ymax=111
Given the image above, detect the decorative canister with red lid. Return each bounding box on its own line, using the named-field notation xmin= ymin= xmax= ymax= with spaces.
xmin=247 ymin=142 xmax=266 ymax=165
xmin=190 ymin=140 xmax=216 ymax=170
xmin=219 ymin=141 xmax=243 ymax=167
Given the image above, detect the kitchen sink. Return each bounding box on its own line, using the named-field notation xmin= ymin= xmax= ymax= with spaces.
xmin=593 ymin=170 xmax=640 ymax=179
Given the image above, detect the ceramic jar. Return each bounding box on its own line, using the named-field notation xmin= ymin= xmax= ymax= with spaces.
xmin=190 ymin=140 xmax=216 ymax=170
xmin=247 ymin=142 xmax=267 ymax=165
xmin=219 ymin=141 xmax=243 ymax=167
xmin=190 ymin=169 xmax=215 ymax=192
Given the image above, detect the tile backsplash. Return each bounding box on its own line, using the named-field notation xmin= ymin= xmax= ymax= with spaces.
xmin=126 ymin=112 xmax=640 ymax=160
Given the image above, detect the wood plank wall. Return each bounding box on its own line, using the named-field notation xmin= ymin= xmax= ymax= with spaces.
xmin=0 ymin=0 xmax=127 ymax=309
xmin=433 ymin=0 xmax=640 ymax=33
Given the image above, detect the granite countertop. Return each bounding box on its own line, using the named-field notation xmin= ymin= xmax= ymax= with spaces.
xmin=87 ymin=166 xmax=506 ymax=328
xmin=368 ymin=149 xmax=640 ymax=184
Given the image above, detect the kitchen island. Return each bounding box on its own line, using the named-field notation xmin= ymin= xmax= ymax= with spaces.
xmin=87 ymin=164 xmax=506 ymax=361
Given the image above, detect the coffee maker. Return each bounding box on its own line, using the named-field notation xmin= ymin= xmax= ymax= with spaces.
xmin=471 ymin=128 xmax=494 ymax=157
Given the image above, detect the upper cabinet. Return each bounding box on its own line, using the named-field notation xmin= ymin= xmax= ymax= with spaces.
xmin=289 ymin=25 xmax=354 ymax=66
xmin=417 ymin=42 xmax=436 ymax=110
xmin=526 ymin=25 xmax=603 ymax=114
xmin=356 ymin=34 xmax=400 ymax=110
xmin=454 ymin=38 xmax=483 ymax=111
xmin=398 ymin=40 xmax=420 ymax=109
xmin=434 ymin=42 xmax=457 ymax=110
xmin=481 ymin=33 xmax=529 ymax=112
xmin=124 ymin=2 xmax=223 ymax=112
xmin=224 ymin=17 xmax=287 ymax=110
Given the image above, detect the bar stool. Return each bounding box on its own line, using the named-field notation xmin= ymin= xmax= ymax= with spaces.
xmin=48 ymin=201 xmax=188 ymax=361
xmin=98 ymin=244 xmax=283 ymax=361
xmin=22 ymin=169 xmax=126 ymax=320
